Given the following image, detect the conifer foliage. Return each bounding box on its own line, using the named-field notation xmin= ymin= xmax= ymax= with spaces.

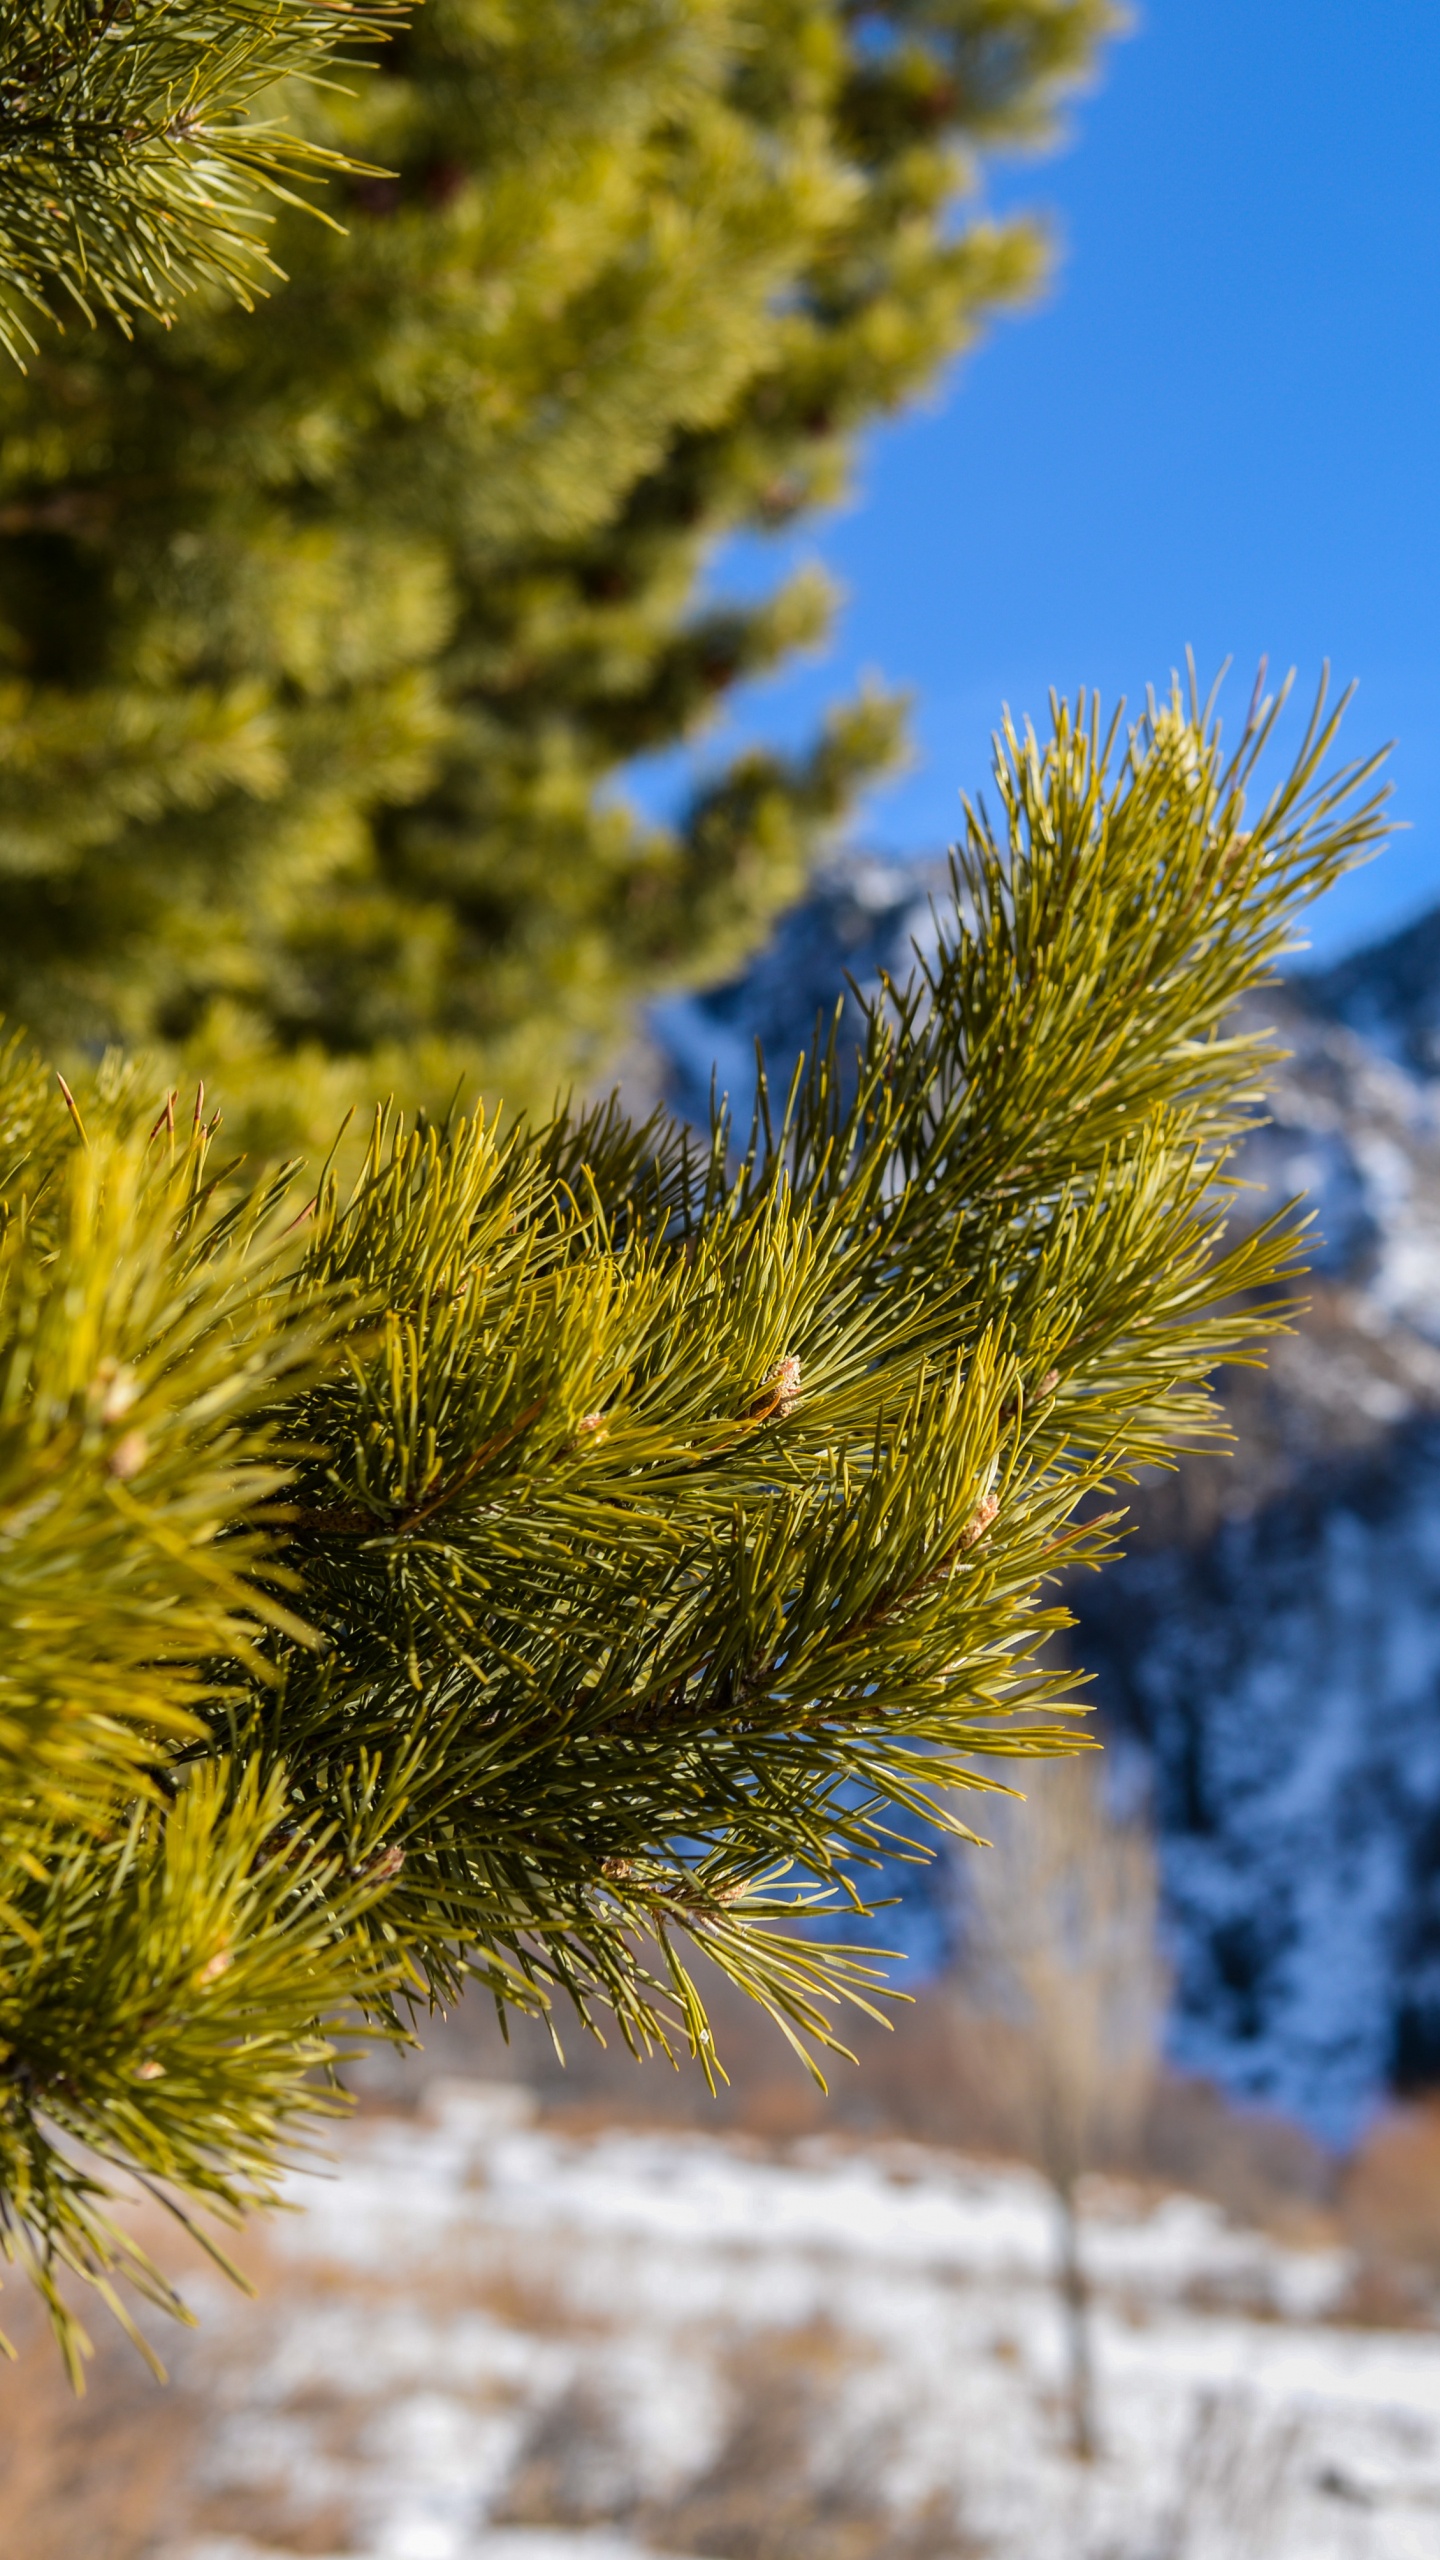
xmin=0 ymin=2 xmax=406 ymax=362
xmin=0 ymin=0 xmax=1117 ymax=1146
xmin=0 ymin=679 xmax=1386 ymax=2377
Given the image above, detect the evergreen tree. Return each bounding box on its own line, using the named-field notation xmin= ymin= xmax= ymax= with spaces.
xmin=0 ymin=680 xmax=1387 ymax=2378
xmin=0 ymin=0 xmax=1116 ymax=1150
xmin=0 ymin=1 xmax=406 ymax=361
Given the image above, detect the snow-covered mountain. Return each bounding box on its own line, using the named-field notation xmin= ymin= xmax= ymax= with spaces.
xmin=651 ymin=876 xmax=1440 ymax=2145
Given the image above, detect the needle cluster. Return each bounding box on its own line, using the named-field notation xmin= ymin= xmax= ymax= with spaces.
xmin=0 ymin=1 xmax=407 ymax=360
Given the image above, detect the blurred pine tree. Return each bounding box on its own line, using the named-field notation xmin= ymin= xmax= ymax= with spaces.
xmin=0 ymin=0 xmax=1117 ymax=1147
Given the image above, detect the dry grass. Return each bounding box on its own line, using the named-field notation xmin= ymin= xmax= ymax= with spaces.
xmin=0 ymin=2267 xmax=204 ymax=2560
xmin=0 ymin=2350 xmax=190 ymax=2560
xmin=0 ymin=2203 xmax=338 ymax=2560
xmin=501 ymin=2319 xmax=987 ymax=2560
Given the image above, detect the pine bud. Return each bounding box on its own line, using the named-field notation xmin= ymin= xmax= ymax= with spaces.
xmin=94 ymin=1360 xmax=139 ymax=1423
xmin=134 ymin=2059 xmax=166 ymax=2081
xmin=1039 ymin=1370 xmax=1060 ymax=1398
xmin=196 ymin=1947 xmax=232 ymax=1987
xmin=958 ymin=1492 xmax=999 ymax=1550
xmin=749 ymin=1355 xmax=802 ymax=1421
xmin=576 ymin=1412 xmax=609 ymax=1444
xmin=364 ymin=1841 xmax=405 ymax=1882
xmin=108 ymin=1429 xmax=148 ymax=1480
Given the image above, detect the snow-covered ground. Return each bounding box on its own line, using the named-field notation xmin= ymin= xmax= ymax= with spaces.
xmin=158 ymin=2083 xmax=1440 ymax=2560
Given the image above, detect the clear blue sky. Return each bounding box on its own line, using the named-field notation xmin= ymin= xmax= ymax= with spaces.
xmin=641 ymin=0 xmax=1440 ymax=965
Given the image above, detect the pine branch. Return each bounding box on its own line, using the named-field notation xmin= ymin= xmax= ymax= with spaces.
xmin=0 ymin=0 xmax=408 ymax=361
xmin=0 ymin=675 xmax=1389 ymax=2374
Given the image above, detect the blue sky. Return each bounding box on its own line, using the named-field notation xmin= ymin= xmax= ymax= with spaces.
xmin=639 ymin=0 xmax=1440 ymax=965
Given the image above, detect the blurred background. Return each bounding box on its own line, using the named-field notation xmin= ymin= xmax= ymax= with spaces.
xmin=5 ymin=3 xmax=1440 ymax=2555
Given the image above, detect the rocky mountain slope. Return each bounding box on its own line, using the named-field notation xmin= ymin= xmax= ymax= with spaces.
xmin=652 ymin=875 xmax=1440 ymax=2145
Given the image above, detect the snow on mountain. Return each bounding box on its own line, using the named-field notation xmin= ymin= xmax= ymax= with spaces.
xmin=1303 ymin=905 xmax=1440 ymax=1084
xmin=650 ymin=871 xmax=1440 ymax=2144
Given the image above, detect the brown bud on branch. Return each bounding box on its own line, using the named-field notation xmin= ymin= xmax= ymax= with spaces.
xmin=363 ymin=1842 xmax=406 ymax=1883
xmin=107 ymin=1429 xmax=149 ymax=1481
xmin=958 ymin=1492 xmax=999 ymax=1551
xmin=747 ymin=1355 xmax=802 ymax=1422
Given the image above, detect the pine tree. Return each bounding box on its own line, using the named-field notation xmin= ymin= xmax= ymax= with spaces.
xmin=0 ymin=678 xmax=1387 ymax=2379
xmin=0 ymin=2 xmax=406 ymax=362
xmin=0 ymin=0 xmax=1117 ymax=1151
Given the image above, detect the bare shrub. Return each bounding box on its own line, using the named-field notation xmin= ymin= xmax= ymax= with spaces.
xmin=501 ymin=2372 xmax=649 ymax=2527
xmin=1154 ymin=2387 xmax=1301 ymax=2560
xmin=645 ymin=2325 xmax=985 ymax=2560
xmin=1142 ymin=2075 xmax=1335 ymax=2236
xmin=497 ymin=2317 xmax=988 ymax=2560
xmin=954 ymin=1755 xmax=1167 ymax=2458
xmin=1338 ymin=2097 xmax=1440 ymax=2320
